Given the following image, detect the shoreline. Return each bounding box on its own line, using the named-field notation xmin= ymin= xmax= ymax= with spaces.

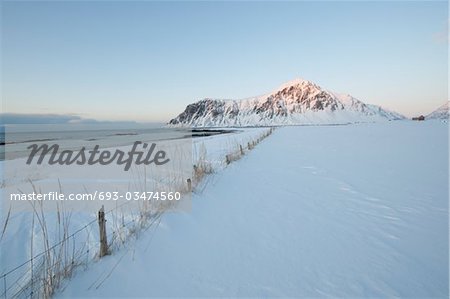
xmin=0 ymin=128 xmax=238 ymax=161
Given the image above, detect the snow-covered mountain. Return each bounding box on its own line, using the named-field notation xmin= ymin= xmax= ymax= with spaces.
xmin=169 ymin=79 xmax=405 ymax=127
xmin=426 ymin=102 xmax=449 ymax=120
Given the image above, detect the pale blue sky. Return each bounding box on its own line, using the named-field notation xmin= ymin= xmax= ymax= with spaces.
xmin=1 ymin=1 xmax=448 ymax=122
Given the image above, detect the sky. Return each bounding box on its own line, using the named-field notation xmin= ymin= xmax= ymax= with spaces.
xmin=1 ymin=1 xmax=448 ymax=122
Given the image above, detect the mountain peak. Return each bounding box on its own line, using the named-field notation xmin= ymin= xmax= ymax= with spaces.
xmin=276 ymin=78 xmax=318 ymax=91
xmin=426 ymin=101 xmax=449 ymax=120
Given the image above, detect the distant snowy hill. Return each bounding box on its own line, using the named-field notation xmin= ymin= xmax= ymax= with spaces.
xmin=426 ymin=102 xmax=449 ymax=120
xmin=168 ymin=79 xmax=405 ymax=127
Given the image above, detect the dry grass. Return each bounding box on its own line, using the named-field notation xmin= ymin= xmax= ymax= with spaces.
xmin=1 ymin=127 xmax=276 ymax=298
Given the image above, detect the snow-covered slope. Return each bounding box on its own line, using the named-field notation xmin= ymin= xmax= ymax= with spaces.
xmin=426 ymin=101 xmax=449 ymax=120
xmin=59 ymin=121 xmax=449 ymax=297
xmin=169 ymin=79 xmax=405 ymax=127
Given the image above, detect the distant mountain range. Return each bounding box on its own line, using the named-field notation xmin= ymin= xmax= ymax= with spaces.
xmin=426 ymin=102 xmax=449 ymax=120
xmin=168 ymin=79 xmax=405 ymax=127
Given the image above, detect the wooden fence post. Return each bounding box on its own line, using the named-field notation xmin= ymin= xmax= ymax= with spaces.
xmin=98 ymin=206 xmax=108 ymax=257
xmin=187 ymin=178 xmax=192 ymax=192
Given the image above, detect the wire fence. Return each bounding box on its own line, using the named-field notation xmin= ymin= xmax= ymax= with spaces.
xmin=0 ymin=127 xmax=274 ymax=299
xmin=1 ymin=216 xmax=96 ymax=298
xmin=0 ymin=200 xmax=145 ymax=298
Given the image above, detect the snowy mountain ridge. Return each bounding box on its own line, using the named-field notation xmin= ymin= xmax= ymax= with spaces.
xmin=426 ymin=101 xmax=449 ymax=120
xmin=169 ymin=78 xmax=405 ymax=127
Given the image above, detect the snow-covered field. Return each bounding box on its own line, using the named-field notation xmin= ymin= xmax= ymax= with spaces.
xmin=53 ymin=120 xmax=449 ymax=297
